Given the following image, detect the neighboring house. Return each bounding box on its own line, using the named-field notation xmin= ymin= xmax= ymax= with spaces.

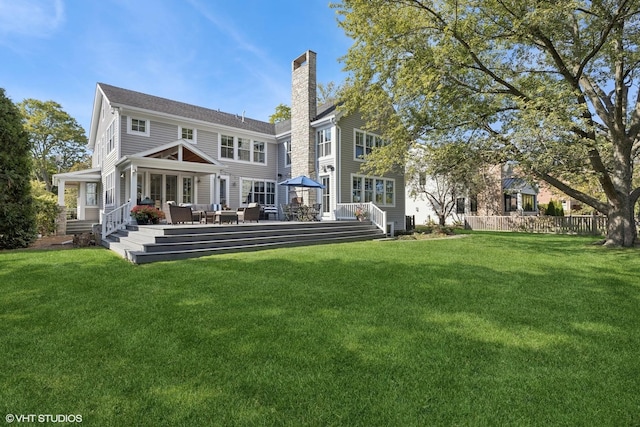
xmin=405 ymin=162 xmax=538 ymax=225
xmin=54 ymin=51 xmax=405 ymax=236
xmin=537 ymin=183 xmax=583 ymax=214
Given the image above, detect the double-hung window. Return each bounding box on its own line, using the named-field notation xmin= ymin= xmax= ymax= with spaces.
xmin=352 ymin=174 xmax=395 ymax=206
xmin=106 ymin=120 xmax=115 ymax=153
xmin=221 ymin=135 xmax=234 ymax=159
xmin=253 ymin=141 xmax=265 ymax=163
xmin=284 ymin=140 xmax=291 ymax=166
xmin=238 ymin=137 xmax=251 ymax=161
xmin=86 ymin=183 xmax=98 ymax=206
xmin=354 ymin=129 xmax=387 ymax=160
xmin=317 ymin=128 xmax=331 ymax=157
xmin=105 ymin=172 xmax=115 ymax=206
xmin=222 ymin=135 xmax=267 ymax=164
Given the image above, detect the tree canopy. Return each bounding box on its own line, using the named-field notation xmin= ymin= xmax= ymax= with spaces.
xmin=0 ymin=89 xmax=37 ymax=248
xmin=18 ymin=99 xmax=88 ymax=191
xmin=269 ymin=104 xmax=291 ymax=124
xmin=335 ymin=0 xmax=640 ymax=246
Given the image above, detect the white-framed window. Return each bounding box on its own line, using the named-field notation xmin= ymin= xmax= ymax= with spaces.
xmin=284 ymin=140 xmax=291 ymax=166
xmin=317 ymin=128 xmax=332 ymax=158
xmin=127 ymin=116 xmax=150 ymax=137
xmin=221 ymin=134 xmax=235 ymax=159
xmin=105 ymin=172 xmax=115 ymax=206
xmin=351 ymin=174 xmax=395 ymax=206
xmin=253 ymin=141 xmax=265 ymax=163
xmin=220 ymin=134 xmax=268 ymax=164
xmin=241 ymin=178 xmax=276 ymax=205
xmin=86 ymin=183 xmax=98 ymax=206
xmin=106 ymin=120 xmax=116 ymax=153
xmin=180 ymin=126 xmax=197 ymax=143
xmin=238 ymin=137 xmax=251 ymax=161
xmin=182 ymin=177 xmax=193 ymax=204
xmin=354 ymin=129 xmax=387 ymax=161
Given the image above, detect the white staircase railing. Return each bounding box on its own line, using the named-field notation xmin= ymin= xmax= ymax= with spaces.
xmin=335 ymin=202 xmax=387 ymax=235
xmin=102 ymin=201 xmax=133 ymax=238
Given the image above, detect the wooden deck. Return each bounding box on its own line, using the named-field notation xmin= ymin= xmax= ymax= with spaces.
xmin=102 ymin=220 xmax=383 ymax=264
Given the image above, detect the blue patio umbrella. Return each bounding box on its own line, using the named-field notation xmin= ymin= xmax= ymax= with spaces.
xmin=278 ymin=175 xmax=325 ymax=189
xmin=279 ymin=175 xmax=325 ymax=207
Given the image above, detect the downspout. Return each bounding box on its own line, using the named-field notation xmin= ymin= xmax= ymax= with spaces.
xmin=332 ymin=117 xmax=341 ymax=217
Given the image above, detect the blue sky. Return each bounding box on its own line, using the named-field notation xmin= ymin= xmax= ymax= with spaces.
xmin=0 ymin=0 xmax=351 ymax=135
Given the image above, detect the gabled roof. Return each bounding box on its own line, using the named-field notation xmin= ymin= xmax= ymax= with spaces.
xmin=98 ymin=83 xmax=276 ymax=135
xmin=116 ymin=140 xmax=225 ymax=175
xmin=503 ymin=178 xmax=537 ymax=195
xmin=131 ymin=139 xmax=224 ymax=166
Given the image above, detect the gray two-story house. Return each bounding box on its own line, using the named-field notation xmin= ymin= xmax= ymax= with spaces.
xmin=54 ymin=51 xmax=405 ymax=237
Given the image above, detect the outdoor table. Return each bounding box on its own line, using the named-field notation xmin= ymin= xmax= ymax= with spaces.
xmin=205 ymin=210 xmax=238 ymax=224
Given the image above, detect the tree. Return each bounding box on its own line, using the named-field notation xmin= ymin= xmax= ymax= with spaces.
xmin=0 ymin=89 xmax=37 ymax=249
xmin=268 ymin=103 xmax=291 ymax=124
xmin=18 ymin=99 xmax=88 ymax=192
xmin=407 ymin=143 xmax=487 ymax=225
xmin=317 ymin=81 xmax=342 ymax=105
xmin=335 ymin=0 xmax=640 ymax=247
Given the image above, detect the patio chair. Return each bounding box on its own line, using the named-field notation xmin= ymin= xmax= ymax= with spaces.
xmin=237 ymin=203 xmax=260 ymax=223
xmin=281 ymin=204 xmax=293 ymax=221
xmin=164 ymin=202 xmax=194 ymax=224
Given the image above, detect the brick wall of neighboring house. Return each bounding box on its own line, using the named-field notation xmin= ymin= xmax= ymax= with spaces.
xmin=476 ymin=164 xmax=505 ymax=215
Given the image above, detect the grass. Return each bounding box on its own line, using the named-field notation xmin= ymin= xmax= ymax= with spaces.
xmin=1 ymin=232 xmax=639 ymax=426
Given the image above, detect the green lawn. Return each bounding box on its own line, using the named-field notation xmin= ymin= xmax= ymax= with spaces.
xmin=1 ymin=233 xmax=639 ymax=426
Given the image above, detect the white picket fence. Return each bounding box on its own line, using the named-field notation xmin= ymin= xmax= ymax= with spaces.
xmin=464 ymin=215 xmax=607 ymax=235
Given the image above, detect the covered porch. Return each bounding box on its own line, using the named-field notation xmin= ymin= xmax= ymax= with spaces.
xmin=53 ymin=168 xmax=102 ymax=235
xmin=104 ymin=140 xmax=227 ymax=237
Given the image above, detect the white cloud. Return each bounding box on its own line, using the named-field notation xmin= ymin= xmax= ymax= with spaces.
xmin=0 ymin=0 xmax=64 ymax=38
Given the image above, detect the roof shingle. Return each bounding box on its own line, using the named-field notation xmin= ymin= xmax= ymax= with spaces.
xmin=98 ymin=83 xmax=276 ymax=135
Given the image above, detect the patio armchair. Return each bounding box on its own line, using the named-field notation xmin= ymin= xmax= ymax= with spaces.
xmin=237 ymin=203 xmax=260 ymax=223
xmin=164 ymin=202 xmax=194 ymax=224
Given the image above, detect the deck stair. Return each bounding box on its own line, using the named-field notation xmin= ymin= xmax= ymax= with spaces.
xmin=102 ymin=221 xmax=383 ymax=264
xmin=65 ymin=220 xmax=96 ymax=235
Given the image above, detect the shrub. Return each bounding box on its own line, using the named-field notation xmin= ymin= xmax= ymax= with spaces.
xmin=32 ymin=181 xmax=60 ymax=236
xmin=0 ymin=88 xmax=37 ymax=248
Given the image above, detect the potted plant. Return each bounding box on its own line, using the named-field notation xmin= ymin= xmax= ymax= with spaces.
xmin=130 ymin=205 xmax=165 ymax=224
xmin=354 ymin=205 xmax=369 ymax=221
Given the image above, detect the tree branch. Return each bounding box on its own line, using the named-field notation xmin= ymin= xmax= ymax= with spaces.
xmin=533 ymin=170 xmax=610 ymax=214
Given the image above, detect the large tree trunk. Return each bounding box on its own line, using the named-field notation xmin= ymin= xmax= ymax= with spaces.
xmin=605 ymin=197 xmax=637 ymax=247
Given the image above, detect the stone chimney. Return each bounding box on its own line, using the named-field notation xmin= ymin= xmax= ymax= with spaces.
xmin=291 ymin=51 xmax=317 ymax=180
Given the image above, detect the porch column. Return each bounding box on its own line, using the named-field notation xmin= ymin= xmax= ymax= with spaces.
xmin=130 ymin=167 xmax=137 ymax=205
xmin=56 ymin=179 xmax=67 ymax=235
xmin=57 ymin=179 xmax=66 ymax=206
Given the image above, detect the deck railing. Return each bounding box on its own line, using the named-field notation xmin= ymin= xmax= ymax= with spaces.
xmin=464 ymin=214 xmax=607 ymax=235
xmin=102 ymin=201 xmax=133 ymax=238
xmin=335 ymin=202 xmax=387 ymax=234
